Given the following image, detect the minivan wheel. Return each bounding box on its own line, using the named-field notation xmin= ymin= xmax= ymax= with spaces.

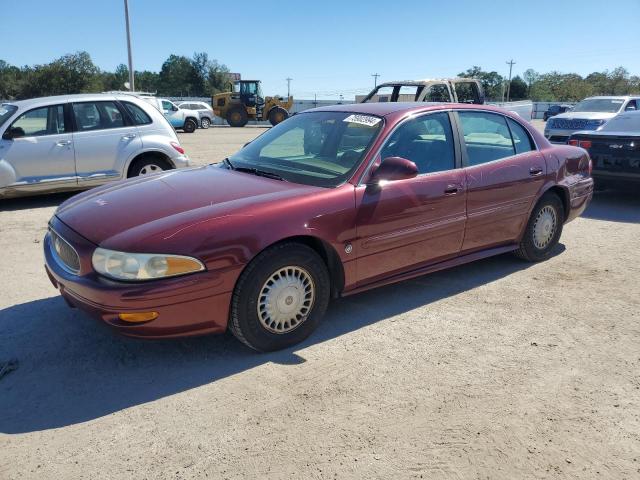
xmin=229 ymin=243 xmax=330 ymax=352
xmin=514 ymin=193 xmax=564 ymax=262
xmin=200 ymin=117 xmax=211 ymax=129
xmin=183 ymin=118 xmax=197 ymax=133
xmin=128 ymin=156 xmax=171 ymax=177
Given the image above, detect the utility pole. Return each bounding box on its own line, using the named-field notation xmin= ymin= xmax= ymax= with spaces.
xmin=286 ymin=77 xmax=292 ymax=98
xmin=371 ymin=73 xmax=380 ymax=88
xmin=505 ymin=59 xmax=516 ymax=102
xmin=124 ymin=0 xmax=135 ymax=91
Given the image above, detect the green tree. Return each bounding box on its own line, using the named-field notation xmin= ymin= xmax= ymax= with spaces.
xmin=158 ymin=54 xmax=201 ymax=96
xmin=508 ymin=75 xmax=528 ymax=100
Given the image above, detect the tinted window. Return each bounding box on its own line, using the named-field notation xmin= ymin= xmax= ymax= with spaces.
xmin=161 ymin=100 xmax=174 ymax=111
xmin=122 ymin=101 xmax=152 ymax=125
xmin=625 ymin=100 xmax=637 ymax=111
xmin=507 ymin=118 xmax=534 ymax=154
xmin=72 ymin=102 xmax=125 ymax=131
xmin=425 ymin=84 xmax=451 ymax=102
xmin=458 ymin=111 xmax=515 ymax=166
xmin=10 ymin=105 xmax=65 ymax=137
xmin=381 ymin=112 xmax=455 ymax=174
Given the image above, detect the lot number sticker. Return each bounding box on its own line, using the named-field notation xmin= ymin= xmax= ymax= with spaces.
xmin=343 ymin=114 xmax=381 ymax=127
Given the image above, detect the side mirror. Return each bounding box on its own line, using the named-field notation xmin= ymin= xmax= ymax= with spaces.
xmin=368 ymin=156 xmax=418 ymax=185
xmin=2 ymin=127 xmax=25 ymax=140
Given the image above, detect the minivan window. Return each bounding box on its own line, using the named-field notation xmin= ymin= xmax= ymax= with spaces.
xmin=9 ymin=105 xmax=65 ymax=137
xmin=72 ymin=101 xmax=126 ymax=131
xmin=458 ymin=111 xmax=515 ymax=165
xmin=381 ymin=112 xmax=455 ymax=174
xmin=122 ymin=101 xmax=152 ymax=125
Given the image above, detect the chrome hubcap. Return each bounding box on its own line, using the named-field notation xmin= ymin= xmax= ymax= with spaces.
xmin=533 ymin=205 xmax=557 ymax=249
xmin=257 ymin=266 xmax=315 ymax=334
xmin=139 ymin=164 xmax=162 ymax=175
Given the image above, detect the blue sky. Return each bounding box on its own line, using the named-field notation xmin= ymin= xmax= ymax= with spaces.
xmin=2 ymin=0 xmax=639 ymax=99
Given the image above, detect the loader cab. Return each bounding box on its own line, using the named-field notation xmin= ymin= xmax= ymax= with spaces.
xmin=235 ymin=80 xmax=264 ymax=108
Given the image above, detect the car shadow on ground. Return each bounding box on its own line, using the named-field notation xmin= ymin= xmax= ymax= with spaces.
xmin=0 ymin=192 xmax=76 ymax=212
xmin=0 ymin=249 xmax=560 ymax=434
xmin=582 ymin=189 xmax=640 ymax=224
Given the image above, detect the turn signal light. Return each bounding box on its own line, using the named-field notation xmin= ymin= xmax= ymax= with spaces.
xmin=118 ymin=312 xmax=159 ymax=323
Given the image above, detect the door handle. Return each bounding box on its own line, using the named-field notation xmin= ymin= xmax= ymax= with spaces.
xmin=529 ymin=166 xmax=543 ymax=176
xmin=121 ymin=134 xmax=137 ymax=140
xmin=444 ymin=184 xmax=460 ymax=195
xmin=56 ymin=140 xmax=72 ymax=146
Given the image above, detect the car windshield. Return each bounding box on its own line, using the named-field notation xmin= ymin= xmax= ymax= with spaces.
xmin=0 ymin=104 xmax=18 ymax=129
xmin=572 ymin=98 xmax=625 ymax=113
xmin=228 ymin=111 xmax=383 ymax=187
xmin=600 ymin=113 xmax=640 ymax=133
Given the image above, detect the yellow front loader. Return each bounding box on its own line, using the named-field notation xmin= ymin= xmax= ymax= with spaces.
xmin=212 ymin=80 xmax=293 ymax=127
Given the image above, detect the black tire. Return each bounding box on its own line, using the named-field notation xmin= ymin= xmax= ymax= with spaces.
xmin=183 ymin=118 xmax=197 ymax=133
xmin=229 ymin=243 xmax=331 ymax=352
xmin=268 ymin=107 xmax=289 ymax=126
xmin=200 ymin=117 xmax=211 ymax=129
xmin=514 ymin=193 xmax=564 ymax=262
xmin=227 ymin=108 xmax=248 ymax=127
xmin=128 ymin=155 xmax=172 ymax=177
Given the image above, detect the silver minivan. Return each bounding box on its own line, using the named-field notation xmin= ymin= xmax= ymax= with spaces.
xmin=0 ymin=93 xmax=190 ymax=199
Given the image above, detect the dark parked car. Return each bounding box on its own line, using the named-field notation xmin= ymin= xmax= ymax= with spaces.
xmin=44 ymin=103 xmax=594 ymax=351
xmin=569 ymin=110 xmax=640 ymax=189
xmin=543 ymin=104 xmax=573 ymax=121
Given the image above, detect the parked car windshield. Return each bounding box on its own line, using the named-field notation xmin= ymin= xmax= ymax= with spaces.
xmin=228 ymin=111 xmax=383 ymax=187
xmin=599 ymin=112 xmax=640 ymax=133
xmin=0 ymin=104 xmax=18 ymax=129
xmin=572 ymin=98 xmax=625 ymax=113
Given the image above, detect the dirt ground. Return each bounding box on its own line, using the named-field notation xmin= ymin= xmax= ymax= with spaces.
xmin=1 ymin=123 xmax=639 ymax=480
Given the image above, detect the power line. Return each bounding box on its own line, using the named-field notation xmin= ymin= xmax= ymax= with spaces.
xmin=505 ymin=59 xmax=516 ymax=102
xmin=286 ymin=77 xmax=293 ymax=98
xmin=371 ymin=73 xmax=380 ymax=88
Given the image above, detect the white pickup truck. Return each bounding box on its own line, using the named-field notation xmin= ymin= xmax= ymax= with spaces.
xmin=140 ymin=97 xmax=200 ymax=133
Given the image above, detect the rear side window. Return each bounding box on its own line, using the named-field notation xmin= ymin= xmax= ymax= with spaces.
xmin=122 ymin=101 xmax=152 ymax=125
xmin=425 ymin=84 xmax=451 ymax=102
xmin=507 ymin=118 xmax=534 ymax=154
xmin=458 ymin=111 xmax=515 ymax=166
xmin=10 ymin=105 xmax=65 ymax=137
xmin=455 ymin=82 xmax=481 ymax=104
xmin=72 ymin=101 xmax=125 ymax=131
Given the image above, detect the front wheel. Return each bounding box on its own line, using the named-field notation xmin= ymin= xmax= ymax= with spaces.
xmin=183 ymin=118 xmax=197 ymax=133
xmin=200 ymin=117 xmax=211 ymax=129
xmin=229 ymin=243 xmax=330 ymax=351
xmin=268 ymin=107 xmax=289 ymax=126
xmin=514 ymin=193 xmax=564 ymax=262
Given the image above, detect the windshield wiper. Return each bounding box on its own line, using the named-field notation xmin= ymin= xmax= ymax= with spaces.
xmin=222 ymin=157 xmax=235 ymax=170
xmin=234 ymin=166 xmax=285 ymax=181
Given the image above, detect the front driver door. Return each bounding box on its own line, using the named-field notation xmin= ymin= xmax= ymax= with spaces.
xmin=0 ymin=104 xmax=76 ymax=194
xmin=354 ymin=111 xmax=467 ymax=285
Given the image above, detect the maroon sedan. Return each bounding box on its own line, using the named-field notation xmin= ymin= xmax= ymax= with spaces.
xmin=44 ymin=103 xmax=594 ymax=351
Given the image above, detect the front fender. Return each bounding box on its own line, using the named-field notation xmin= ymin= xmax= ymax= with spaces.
xmin=0 ymin=158 xmax=17 ymax=189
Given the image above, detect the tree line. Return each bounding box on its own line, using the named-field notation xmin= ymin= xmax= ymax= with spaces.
xmin=458 ymin=66 xmax=640 ymax=102
xmin=0 ymin=51 xmax=231 ymax=100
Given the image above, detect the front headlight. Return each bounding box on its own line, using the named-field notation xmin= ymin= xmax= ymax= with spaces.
xmin=92 ymin=248 xmax=205 ymax=281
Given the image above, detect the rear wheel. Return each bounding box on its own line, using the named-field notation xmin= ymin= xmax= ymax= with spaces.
xmin=227 ymin=108 xmax=248 ymax=127
xmin=229 ymin=243 xmax=330 ymax=352
xmin=200 ymin=117 xmax=211 ymax=129
xmin=514 ymin=193 xmax=564 ymax=262
xmin=128 ymin=156 xmax=171 ymax=177
xmin=183 ymin=118 xmax=197 ymax=133
xmin=268 ymin=107 xmax=289 ymax=126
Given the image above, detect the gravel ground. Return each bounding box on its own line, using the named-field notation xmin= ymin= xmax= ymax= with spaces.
xmin=1 ymin=122 xmax=639 ymax=480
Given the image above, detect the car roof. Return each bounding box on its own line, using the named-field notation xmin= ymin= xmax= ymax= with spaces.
xmin=2 ymin=93 xmax=142 ymax=109
xmin=302 ymin=101 xmax=512 ymax=118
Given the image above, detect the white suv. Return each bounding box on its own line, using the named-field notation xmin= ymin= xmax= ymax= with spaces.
xmin=178 ymin=101 xmax=215 ymax=129
xmin=0 ymin=93 xmax=190 ymax=199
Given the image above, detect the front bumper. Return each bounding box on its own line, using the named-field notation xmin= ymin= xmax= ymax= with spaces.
xmin=43 ymin=218 xmax=236 ymax=338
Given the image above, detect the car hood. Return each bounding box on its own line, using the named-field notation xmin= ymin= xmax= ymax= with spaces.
xmin=552 ymin=111 xmax=618 ymax=121
xmin=56 ymin=165 xmax=322 ymax=250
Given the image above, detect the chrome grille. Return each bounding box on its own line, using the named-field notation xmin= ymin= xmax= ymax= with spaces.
xmin=49 ymin=229 xmax=80 ymax=274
